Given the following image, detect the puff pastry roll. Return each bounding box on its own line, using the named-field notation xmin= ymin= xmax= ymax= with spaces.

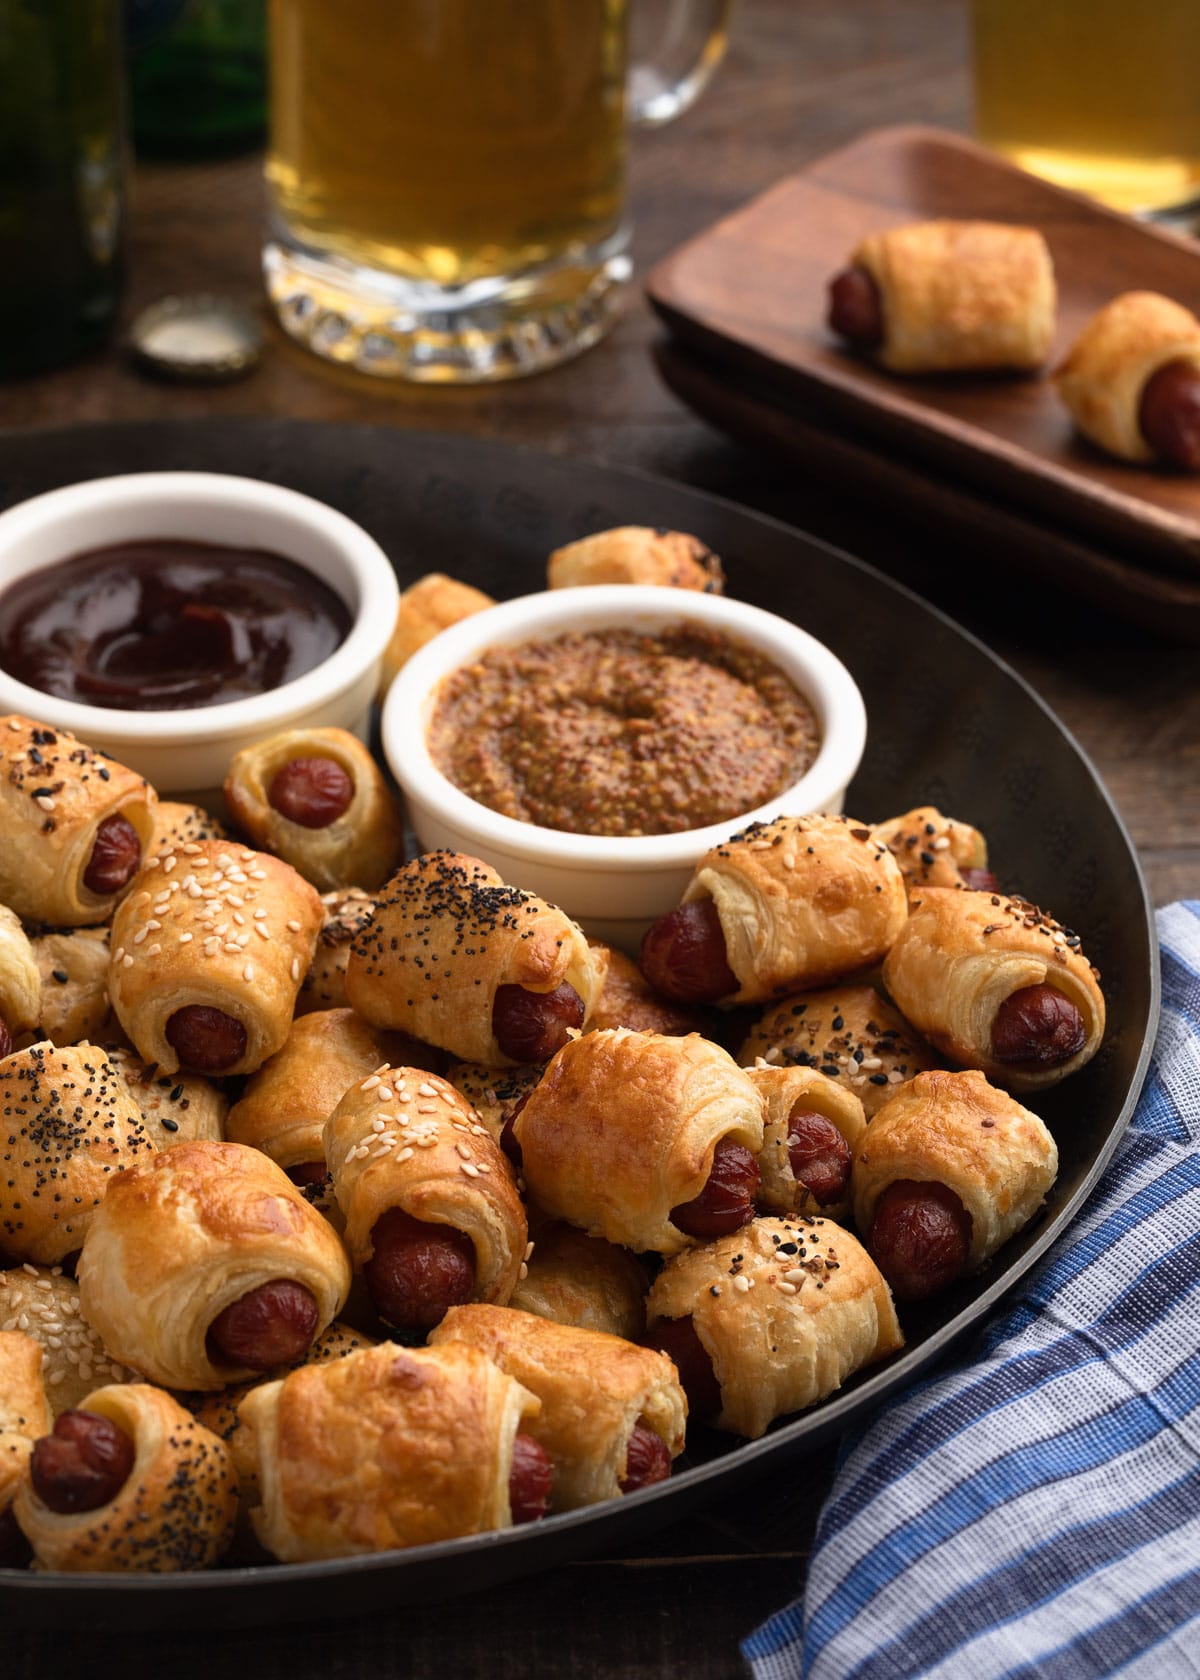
xmin=882 ymin=887 xmax=1105 ymax=1092
xmin=0 ymin=906 xmax=41 ymax=1052
xmin=0 ymin=716 xmax=157 ymax=926
xmin=295 ymin=888 xmax=376 ymax=1015
xmin=108 ymin=840 xmax=323 ymax=1077
xmin=547 ymin=527 xmax=724 ymax=593
xmin=224 ymin=726 xmax=405 ymax=892
xmin=345 ymin=850 xmax=605 ymax=1066
xmin=645 ymin=1215 xmax=903 ymax=1439
xmin=14 ymin=1382 xmax=238 ymax=1572
xmin=1054 ymin=290 xmax=1200 ymax=468
xmin=21 ymin=925 xmax=111 ymax=1050
xmin=513 ymin=1029 xmax=765 ymax=1257
xmin=227 ymin=1008 xmax=430 ymax=1183
xmin=377 ymin=572 xmax=495 ymax=700
xmin=0 ymin=1265 xmax=133 ymax=1414
xmin=149 ymin=800 xmax=231 ymax=855
xmin=746 ymin=1064 xmax=866 ymax=1222
xmin=739 ymin=983 xmax=939 ymax=1118
xmin=872 ymin=805 xmax=997 ymax=895
xmin=0 ymin=1330 xmax=50 ymax=1564
xmin=324 ymin=1067 xmax=525 ymax=1337
xmin=0 ymin=1043 xmax=155 ymax=1265
xmin=234 ymin=1340 xmax=544 ymax=1560
xmin=641 ymin=815 xmax=908 ymax=1008
xmin=102 ymin=1045 xmax=228 ymax=1149
xmin=431 ymin=1304 xmax=687 ymax=1509
xmin=446 ymin=1060 xmax=544 ymax=1146
xmin=828 ymin=219 xmax=1056 ymax=374
xmin=587 ymin=943 xmax=712 ymax=1038
xmin=77 ymin=1140 xmax=351 ymax=1391
xmin=508 ymin=1220 xmax=649 ymax=1342
xmin=851 ymin=1068 xmax=1058 ymax=1300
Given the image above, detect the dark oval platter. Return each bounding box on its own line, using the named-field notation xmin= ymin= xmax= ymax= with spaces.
xmin=0 ymin=419 xmax=1159 ymax=1631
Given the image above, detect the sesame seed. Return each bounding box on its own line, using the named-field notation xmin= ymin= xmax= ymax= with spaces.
xmin=291 ymin=958 xmax=301 ymax=981
xmin=362 ymin=1075 xmax=381 ymax=1091
xmin=456 ymin=1142 xmax=471 ymax=1159
xmin=287 ymin=919 xmax=302 ymax=932
xmin=733 ymin=1275 xmax=751 ymax=1294
xmin=776 ymin=1279 xmax=797 ymax=1294
xmin=179 ymin=932 xmax=193 ymax=944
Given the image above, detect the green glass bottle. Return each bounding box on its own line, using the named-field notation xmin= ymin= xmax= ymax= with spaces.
xmin=0 ymin=0 xmax=127 ymax=378
xmin=130 ymin=0 xmax=266 ymax=157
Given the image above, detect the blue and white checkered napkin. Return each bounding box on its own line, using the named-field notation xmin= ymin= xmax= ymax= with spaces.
xmin=745 ymin=901 xmax=1200 ymax=1680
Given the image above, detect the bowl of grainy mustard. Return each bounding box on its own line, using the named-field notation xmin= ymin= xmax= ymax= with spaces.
xmin=382 ymin=584 xmax=866 ymax=949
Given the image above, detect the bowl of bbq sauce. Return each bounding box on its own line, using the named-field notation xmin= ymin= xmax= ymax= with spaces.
xmin=0 ymin=473 xmax=399 ymax=793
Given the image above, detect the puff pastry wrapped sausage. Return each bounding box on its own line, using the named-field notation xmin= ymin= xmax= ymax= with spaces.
xmin=646 ymin=1216 xmax=903 ymax=1439
xmin=871 ymin=805 xmax=997 ymax=894
xmin=233 ymin=1340 xmax=544 ymax=1560
xmin=345 ymin=850 xmax=605 ymax=1066
xmin=641 ymin=815 xmax=908 ymax=1007
xmin=512 ymin=1029 xmax=765 ymax=1256
xmin=828 ymin=219 xmax=1056 ymax=374
xmin=224 ymin=726 xmax=405 ymax=892
xmin=882 ymin=887 xmax=1105 ymax=1091
xmin=14 ymin=1382 xmax=238 ymax=1572
xmin=745 ymin=1064 xmax=866 ymax=1221
xmin=0 ymin=716 xmax=157 ymax=925
xmin=547 ymin=527 xmax=723 ymax=593
xmin=323 ymin=1067 xmax=526 ymax=1336
xmin=431 ymin=1304 xmax=687 ymax=1508
xmin=852 ymin=1068 xmax=1058 ymax=1300
xmin=0 ymin=1043 xmax=155 ymax=1265
xmin=77 ymin=1140 xmax=351 ymax=1390
xmin=1053 ymin=290 xmax=1200 ymax=468
xmin=108 ymin=840 xmax=323 ymax=1077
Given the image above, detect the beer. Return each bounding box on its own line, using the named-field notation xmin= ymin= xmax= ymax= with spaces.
xmin=266 ymin=0 xmax=628 ymax=288
xmin=972 ymin=0 xmax=1200 ymax=214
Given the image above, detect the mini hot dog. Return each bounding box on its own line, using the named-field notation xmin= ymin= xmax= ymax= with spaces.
xmin=1054 ymin=290 xmax=1200 ymax=468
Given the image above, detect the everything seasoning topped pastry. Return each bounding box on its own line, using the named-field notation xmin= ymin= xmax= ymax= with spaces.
xmin=827 ymin=219 xmax=1056 ymax=374
xmin=871 ymin=805 xmax=998 ymax=895
xmin=345 ymin=850 xmax=605 ymax=1066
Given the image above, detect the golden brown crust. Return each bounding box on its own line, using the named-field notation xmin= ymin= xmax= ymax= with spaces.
xmin=587 ymin=943 xmax=713 ymax=1037
xmin=234 ymin=1341 xmax=539 ymax=1560
xmin=745 ymin=1064 xmax=866 ymax=1221
xmin=101 ymin=1045 xmax=228 ymax=1149
xmin=14 ymin=1382 xmax=238 ymax=1571
xmin=22 ymin=926 xmax=111 ymax=1048
xmin=0 ymin=1331 xmax=50 ymax=1514
xmin=871 ymin=806 xmax=990 ymax=893
xmin=227 ymin=1009 xmax=431 ymax=1173
xmin=647 ymin=1216 xmax=903 ymax=1439
xmin=184 ymin=1320 xmax=377 ymax=1454
xmin=852 ymin=1068 xmax=1058 ymax=1268
xmin=683 ymin=815 xmax=908 ymax=1005
xmin=881 ymin=888 xmax=1105 ymax=1092
xmin=107 ymin=840 xmax=324 ymax=1077
xmin=508 ymin=1220 xmax=649 ymax=1341
xmin=345 ymin=850 xmax=605 ymax=1065
xmin=547 ymin=527 xmax=724 ymax=593
xmin=324 ymin=1068 xmax=525 ymax=1303
xmin=0 ymin=1265 xmax=133 ymax=1414
xmin=851 ymin=220 xmax=1055 ymax=374
xmin=150 ymin=801 xmax=231 ymax=854
xmin=76 ymin=1140 xmax=352 ymax=1391
xmin=378 ymin=573 xmax=495 ymax=699
xmin=0 ymin=906 xmax=41 ymax=1037
xmin=1053 ymin=290 xmax=1200 ymax=462
xmin=431 ymin=1304 xmax=687 ymax=1509
xmin=739 ymin=984 xmax=940 ymax=1117
xmin=513 ymin=1029 xmax=765 ymax=1256
xmin=0 ymin=1043 xmax=155 ymax=1265
xmin=0 ymin=716 xmax=158 ymax=927
xmin=295 ymin=888 xmax=377 ymax=1015
xmin=445 ymin=1060 xmax=544 ymax=1145
xmin=224 ymin=727 xmax=405 ymax=892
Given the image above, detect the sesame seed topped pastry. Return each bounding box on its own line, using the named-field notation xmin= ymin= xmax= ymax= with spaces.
xmin=149 ymin=800 xmax=231 ymax=855
xmin=107 ymin=840 xmax=323 ymax=1078
xmin=640 ymin=814 xmax=909 ymax=1009
xmin=345 ymin=850 xmax=605 ymax=1067
xmin=0 ymin=1265 xmax=134 ymax=1415
xmin=739 ymin=984 xmax=939 ymax=1118
xmin=547 ymin=526 xmax=724 ymax=593
xmin=871 ymin=806 xmax=998 ymax=895
xmin=14 ymin=1382 xmax=238 ymax=1572
xmin=882 ymin=888 xmax=1105 ymax=1092
xmin=0 ymin=1042 xmax=155 ymax=1266
xmin=0 ymin=716 xmax=157 ymax=927
xmin=645 ymin=1216 xmax=903 ymax=1439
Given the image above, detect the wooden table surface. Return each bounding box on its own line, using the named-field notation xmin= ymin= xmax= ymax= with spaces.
xmin=4 ymin=2 xmax=1197 ymax=1675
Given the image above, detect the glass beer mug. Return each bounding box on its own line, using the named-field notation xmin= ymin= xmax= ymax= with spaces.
xmin=263 ymin=0 xmax=732 ymax=382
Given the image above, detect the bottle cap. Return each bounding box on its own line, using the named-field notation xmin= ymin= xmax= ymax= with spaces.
xmin=128 ymin=294 xmax=263 ymax=382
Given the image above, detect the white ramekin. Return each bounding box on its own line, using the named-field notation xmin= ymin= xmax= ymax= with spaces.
xmin=382 ymin=585 xmax=867 ymax=949
xmin=0 ymin=472 xmax=400 ymax=795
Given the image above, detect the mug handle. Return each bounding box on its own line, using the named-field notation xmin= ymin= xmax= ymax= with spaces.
xmin=627 ymin=0 xmax=735 ymax=127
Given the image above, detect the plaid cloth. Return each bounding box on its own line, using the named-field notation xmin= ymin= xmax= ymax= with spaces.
xmin=746 ymin=901 xmax=1200 ymax=1680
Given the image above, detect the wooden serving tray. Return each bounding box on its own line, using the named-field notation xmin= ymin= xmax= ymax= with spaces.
xmin=646 ymin=124 xmax=1200 ymax=600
